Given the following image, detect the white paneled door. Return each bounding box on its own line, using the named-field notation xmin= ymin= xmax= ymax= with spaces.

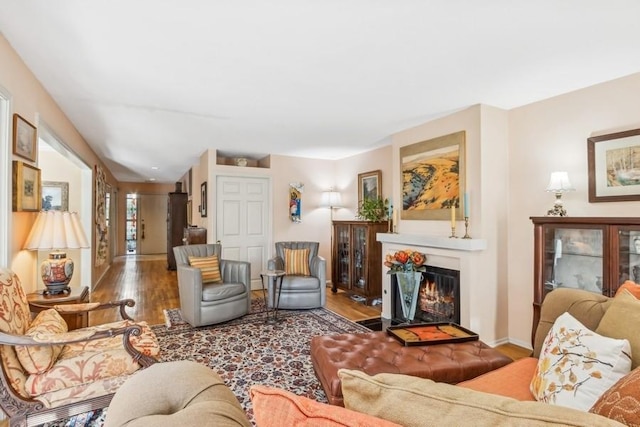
xmin=139 ymin=194 xmax=168 ymax=255
xmin=216 ymin=176 xmax=271 ymax=290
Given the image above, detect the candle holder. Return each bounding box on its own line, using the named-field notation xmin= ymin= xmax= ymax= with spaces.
xmin=462 ymin=217 xmax=471 ymax=239
xmin=387 ymin=218 xmax=392 ymax=233
xmin=449 ymin=226 xmax=458 ymax=238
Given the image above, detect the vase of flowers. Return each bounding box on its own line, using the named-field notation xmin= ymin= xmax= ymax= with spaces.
xmin=385 ymin=250 xmax=427 ymax=322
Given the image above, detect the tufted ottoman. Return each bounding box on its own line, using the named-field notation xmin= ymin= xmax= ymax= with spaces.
xmin=310 ymin=331 xmax=513 ymax=406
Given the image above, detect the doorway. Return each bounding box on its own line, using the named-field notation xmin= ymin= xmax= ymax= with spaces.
xmin=125 ymin=193 xmax=167 ymax=255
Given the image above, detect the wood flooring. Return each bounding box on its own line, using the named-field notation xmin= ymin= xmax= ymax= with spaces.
xmin=90 ymin=254 xmax=530 ymax=360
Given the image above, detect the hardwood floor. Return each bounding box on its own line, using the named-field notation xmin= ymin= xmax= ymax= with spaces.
xmin=90 ymin=254 xmax=530 ymax=360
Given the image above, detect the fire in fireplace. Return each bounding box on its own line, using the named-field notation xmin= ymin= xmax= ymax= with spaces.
xmin=392 ymin=266 xmax=460 ymax=324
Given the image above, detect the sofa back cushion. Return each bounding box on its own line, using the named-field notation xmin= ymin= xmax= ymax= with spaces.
xmin=533 ymin=288 xmax=611 ymax=357
xmin=339 ymin=369 xmax=621 ymax=426
xmin=596 ymin=289 xmax=640 ymax=369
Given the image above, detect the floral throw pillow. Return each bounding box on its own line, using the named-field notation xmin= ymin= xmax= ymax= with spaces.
xmin=530 ymin=311 xmax=632 ymax=411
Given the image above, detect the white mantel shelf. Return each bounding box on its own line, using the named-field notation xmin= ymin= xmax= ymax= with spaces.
xmin=376 ymin=233 xmax=487 ymax=251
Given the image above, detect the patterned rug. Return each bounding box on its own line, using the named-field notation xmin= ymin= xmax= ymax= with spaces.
xmin=38 ymin=299 xmax=369 ymax=426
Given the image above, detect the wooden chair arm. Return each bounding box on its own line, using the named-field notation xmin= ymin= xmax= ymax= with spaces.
xmin=30 ymin=299 xmax=136 ymax=321
xmin=0 ymin=325 xmax=157 ymax=368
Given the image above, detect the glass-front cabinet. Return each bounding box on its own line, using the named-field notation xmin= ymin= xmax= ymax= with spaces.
xmin=531 ymin=217 xmax=640 ymax=335
xmin=331 ymin=220 xmax=387 ymax=305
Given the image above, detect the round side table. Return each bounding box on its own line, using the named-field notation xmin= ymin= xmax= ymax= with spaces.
xmin=259 ymin=270 xmax=285 ymax=324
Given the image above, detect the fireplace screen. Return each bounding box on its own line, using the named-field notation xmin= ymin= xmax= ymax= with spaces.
xmin=392 ymin=266 xmax=460 ymax=324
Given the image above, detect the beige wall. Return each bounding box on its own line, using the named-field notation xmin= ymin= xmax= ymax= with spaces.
xmin=0 ymin=34 xmax=117 ymax=288
xmin=507 ymin=72 xmax=640 ymax=347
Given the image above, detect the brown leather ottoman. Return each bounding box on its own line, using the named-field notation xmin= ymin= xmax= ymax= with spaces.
xmin=310 ymin=331 xmax=513 ymax=406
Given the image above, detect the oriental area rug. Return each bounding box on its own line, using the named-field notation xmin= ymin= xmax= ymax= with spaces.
xmin=40 ymin=300 xmax=369 ymax=427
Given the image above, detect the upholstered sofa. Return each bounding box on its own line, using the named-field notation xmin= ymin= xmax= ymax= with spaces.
xmin=249 ymin=286 xmax=640 ymax=426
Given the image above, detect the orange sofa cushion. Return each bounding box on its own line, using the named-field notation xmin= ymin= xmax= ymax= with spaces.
xmin=250 ymin=385 xmax=401 ymax=427
xmin=458 ymin=357 xmax=538 ymax=401
xmin=615 ymin=280 xmax=640 ymax=299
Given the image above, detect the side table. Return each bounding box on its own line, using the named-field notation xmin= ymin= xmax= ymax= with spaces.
xmin=27 ymin=286 xmax=90 ymax=330
xmin=259 ymin=270 xmax=285 ymax=324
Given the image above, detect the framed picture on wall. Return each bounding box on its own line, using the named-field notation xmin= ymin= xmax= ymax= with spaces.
xmin=588 ymin=128 xmax=640 ymax=202
xmin=399 ymin=131 xmax=466 ymax=221
xmin=12 ymin=161 xmax=41 ymax=211
xmin=42 ymin=181 xmax=69 ymax=211
xmin=200 ymin=182 xmax=207 ymax=217
xmin=358 ymin=170 xmax=382 ymax=203
xmin=12 ymin=114 xmax=37 ymax=162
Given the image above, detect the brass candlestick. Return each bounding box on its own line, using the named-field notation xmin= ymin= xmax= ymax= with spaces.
xmin=462 ymin=217 xmax=471 ymax=239
xmin=449 ymin=226 xmax=457 ymax=238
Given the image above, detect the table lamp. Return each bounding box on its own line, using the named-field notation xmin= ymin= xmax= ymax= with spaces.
xmin=320 ymin=188 xmax=342 ymax=220
xmin=24 ymin=211 xmax=90 ymax=294
xmin=546 ymin=171 xmax=575 ymax=217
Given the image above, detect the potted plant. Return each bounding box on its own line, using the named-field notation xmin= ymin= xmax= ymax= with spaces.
xmin=356 ymin=197 xmax=389 ymax=222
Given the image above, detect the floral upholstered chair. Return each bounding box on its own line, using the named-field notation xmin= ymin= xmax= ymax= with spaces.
xmin=0 ymin=268 xmax=159 ymax=427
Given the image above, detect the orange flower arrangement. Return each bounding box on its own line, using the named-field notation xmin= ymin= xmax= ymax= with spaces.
xmin=384 ymin=249 xmax=427 ymax=273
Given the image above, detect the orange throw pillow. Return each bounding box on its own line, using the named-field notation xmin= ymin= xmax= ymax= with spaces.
xmin=590 ymin=366 xmax=640 ymax=425
xmin=250 ymin=385 xmax=401 ymax=427
xmin=615 ymin=280 xmax=640 ymax=299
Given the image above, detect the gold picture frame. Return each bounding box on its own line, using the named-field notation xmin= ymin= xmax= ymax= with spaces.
xmin=12 ymin=161 xmax=41 ymax=212
xmin=12 ymin=114 xmax=37 ymax=162
xmin=588 ymin=128 xmax=640 ymax=202
xmin=358 ymin=170 xmax=382 ymax=203
xmin=400 ymin=131 xmax=466 ymax=220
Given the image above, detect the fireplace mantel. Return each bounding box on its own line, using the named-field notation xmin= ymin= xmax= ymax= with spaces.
xmin=376 ymin=233 xmax=486 ymax=251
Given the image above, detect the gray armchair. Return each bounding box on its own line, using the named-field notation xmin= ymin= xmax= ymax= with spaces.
xmin=173 ymin=244 xmax=251 ymax=327
xmin=267 ymin=241 xmax=326 ymax=309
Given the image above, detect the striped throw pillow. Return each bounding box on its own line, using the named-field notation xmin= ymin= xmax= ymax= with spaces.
xmin=188 ymin=255 xmax=222 ymax=283
xmin=284 ymin=248 xmax=310 ymax=276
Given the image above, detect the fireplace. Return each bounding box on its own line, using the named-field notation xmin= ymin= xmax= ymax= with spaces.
xmin=391 ymin=266 xmax=460 ymax=324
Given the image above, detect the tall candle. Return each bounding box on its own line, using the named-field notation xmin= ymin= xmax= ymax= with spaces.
xmin=450 ymin=205 xmax=455 ymax=227
xmin=393 ymin=208 xmax=397 ymax=224
xmin=464 ymin=193 xmax=470 ymax=217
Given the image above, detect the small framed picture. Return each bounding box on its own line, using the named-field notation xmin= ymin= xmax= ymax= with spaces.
xmin=358 ymin=170 xmax=382 ymax=203
xmin=12 ymin=114 xmax=37 ymax=162
xmin=42 ymin=181 xmax=69 ymax=211
xmin=200 ymin=182 xmax=207 ymax=217
xmin=12 ymin=161 xmax=41 ymax=212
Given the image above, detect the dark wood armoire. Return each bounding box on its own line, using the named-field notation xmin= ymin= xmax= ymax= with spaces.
xmin=166 ymin=184 xmax=188 ymax=270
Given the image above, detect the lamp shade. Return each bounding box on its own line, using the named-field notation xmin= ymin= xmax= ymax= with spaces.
xmin=24 ymin=211 xmax=90 ymax=294
xmin=24 ymin=211 xmax=90 ymax=250
xmin=320 ymin=190 xmax=342 ymax=208
xmin=546 ymin=171 xmax=575 ymax=193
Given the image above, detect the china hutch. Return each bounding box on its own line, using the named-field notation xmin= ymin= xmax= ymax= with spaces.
xmin=331 ymin=220 xmax=387 ymax=305
xmin=167 ymin=185 xmax=188 ymax=270
xmin=531 ymin=217 xmax=640 ymax=338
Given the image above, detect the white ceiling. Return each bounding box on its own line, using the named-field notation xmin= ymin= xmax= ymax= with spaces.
xmin=2 ymin=1 xmax=640 ymax=183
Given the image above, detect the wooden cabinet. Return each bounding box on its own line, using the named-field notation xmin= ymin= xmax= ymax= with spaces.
xmin=184 ymin=227 xmax=206 ymax=245
xmin=27 ymin=287 xmax=90 ymax=330
xmin=331 ymin=220 xmax=387 ymax=305
xmin=531 ymin=217 xmax=640 ymax=339
xmin=167 ymin=191 xmax=188 ymax=270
